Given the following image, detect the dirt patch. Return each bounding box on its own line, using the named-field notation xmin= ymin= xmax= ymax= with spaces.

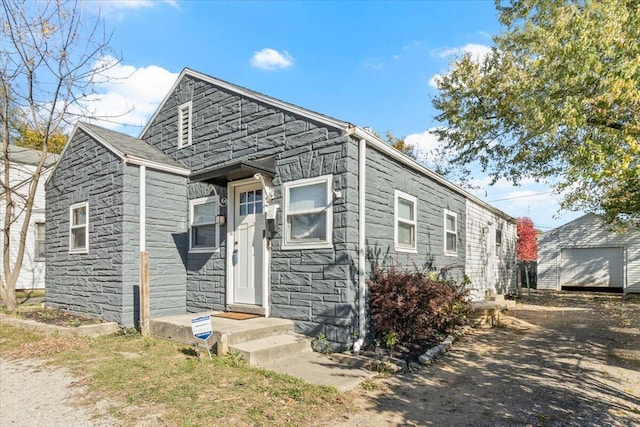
xmin=338 ymin=290 xmax=640 ymax=427
xmin=16 ymin=308 xmax=103 ymax=327
xmin=3 ymin=336 xmax=90 ymax=359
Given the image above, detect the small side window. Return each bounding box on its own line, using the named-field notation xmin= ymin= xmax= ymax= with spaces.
xmin=444 ymin=210 xmax=457 ymax=256
xmin=496 ymin=229 xmax=502 ymax=254
xmin=69 ymin=202 xmax=89 ymax=253
xmin=394 ymin=190 xmax=417 ymax=252
xmin=35 ymin=222 xmax=45 ymax=261
xmin=189 ymin=197 xmax=219 ymax=252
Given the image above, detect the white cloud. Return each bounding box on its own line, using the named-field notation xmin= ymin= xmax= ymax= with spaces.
xmin=405 ymin=129 xmax=441 ymax=159
xmin=78 ymin=57 xmax=178 ymax=131
xmin=428 ymin=73 xmax=443 ymax=89
xmin=429 ymin=43 xmax=492 ymax=88
xmin=434 ymin=43 xmax=491 ymax=61
xmin=88 ymin=0 xmax=177 ymax=11
xmin=364 ymin=57 xmax=385 ymax=70
xmin=250 ymin=48 xmax=294 ymax=70
xmin=402 ymin=40 xmax=422 ymax=51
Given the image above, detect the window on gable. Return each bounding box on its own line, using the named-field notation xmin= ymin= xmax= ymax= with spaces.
xmin=35 ymin=222 xmax=45 ymax=261
xmin=394 ymin=190 xmax=417 ymax=252
xmin=189 ymin=197 xmax=219 ymax=252
xmin=69 ymin=202 xmax=88 ymax=253
xmin=283 ymin=175 xmax=333 ymax=249
xmin=444 ymin=210 xmax=457 ymax=255
xmin=178 ymin=101 xmax=192 ymax=148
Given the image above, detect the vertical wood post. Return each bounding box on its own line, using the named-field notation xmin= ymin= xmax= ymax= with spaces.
xmin=140 ymin=251 xmax=150 ymax=337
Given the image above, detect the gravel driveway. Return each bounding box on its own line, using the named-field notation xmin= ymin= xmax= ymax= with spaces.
xmin=0 ymin=359 xmax=115 ymax=427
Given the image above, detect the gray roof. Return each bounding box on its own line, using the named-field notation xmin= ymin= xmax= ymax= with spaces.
xmin=1 ymin=145 xmax=59 ymax=167
xmin=79 ymin=122 xmax=185 ymax=170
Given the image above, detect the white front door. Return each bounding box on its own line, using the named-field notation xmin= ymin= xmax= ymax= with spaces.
xmin=233 ymin=182 xmax=264 ymax=305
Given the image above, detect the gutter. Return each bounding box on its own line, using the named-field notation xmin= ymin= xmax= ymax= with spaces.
xmin=354 ymin=137 xmax=367 ymax=353
xmin=351 ymin=127 xmax=517 ymax=223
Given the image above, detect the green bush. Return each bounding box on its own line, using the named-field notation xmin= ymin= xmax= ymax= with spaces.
xmin=368 ymin=265 xmax=471 ymax=345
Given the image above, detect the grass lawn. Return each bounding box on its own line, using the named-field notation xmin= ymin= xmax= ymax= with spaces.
xmin=0 ymin=324 xmax=352 ymax=426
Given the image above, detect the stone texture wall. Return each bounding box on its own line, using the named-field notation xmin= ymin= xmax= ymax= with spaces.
xmin=45 ymin=130 xmax=127 ymax=324
xmin=185 ymin=181 xmax=227 ymax=312
xmin=364 ymin=147 xmax=467 ymax=281
xmin=141 ymin=168 xmax=188 ymax=320
xmin=46 ymin=130 xmax=189 ymax=327
xmin=141 ymin=75 xmax=360 ymax=345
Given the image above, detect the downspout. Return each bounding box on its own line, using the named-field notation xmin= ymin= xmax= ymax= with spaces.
xmin=139 ymin=165 xmax=146 ymax=251
xmin=354 ymin=137 xmax=367 ymax=353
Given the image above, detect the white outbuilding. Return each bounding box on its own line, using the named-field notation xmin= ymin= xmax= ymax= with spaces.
xmin=538 ymin=213 xmax=640 ymax=293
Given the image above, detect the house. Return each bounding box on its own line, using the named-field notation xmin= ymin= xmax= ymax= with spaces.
xmin=45 ymin=68 xmax=516 ymax=347
xmin=0 ymin=146 xmax=59 ymax=290
xmin=465 ymin=199 xmax=517 ymax=300
xmin=538 ymin=213 xmax=640 ymax=293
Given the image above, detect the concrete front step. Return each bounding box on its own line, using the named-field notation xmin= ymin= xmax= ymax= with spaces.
xmin=149 ymin=312 xmax=295 ymax=346
xmin=148 ymin=312 xmax=309 ymax=366
xmin=230 ymin=333 xmax=312 ymax=366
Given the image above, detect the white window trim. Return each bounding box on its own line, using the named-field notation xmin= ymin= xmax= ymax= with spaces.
xmin=282 ymin=174 xmax=333 ymax=250
xmin=69 ymin=202 xmax=89 ymax=254
xmin=495 ymin=229 xmax=503 ymax=255
xmin=189 ymin=196 xmax=220 ymax=253
xmin=394 ymin=190 xmax=417 ymax=253
xmin=444 ymin=209 xmax=458 ymax=256
xmin=35 ymin=221 xmax=45 ymax=261
xmin=178 ymin=101 xmax=193 ymax=148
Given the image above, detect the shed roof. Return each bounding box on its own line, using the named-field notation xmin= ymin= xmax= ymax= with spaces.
xmin=1 ymin=145 xmax=59 ymax=167
xmin=79 ymin=122 xmax=186 ymax=170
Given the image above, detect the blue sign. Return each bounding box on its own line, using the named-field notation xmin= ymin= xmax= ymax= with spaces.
xmin=191 ymin=315 xmax=213 ymax=341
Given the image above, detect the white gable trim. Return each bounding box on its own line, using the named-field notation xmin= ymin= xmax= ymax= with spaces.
xmin=46 ymin=122 xmax=190 ymax=186
xmin=122 ymin=155 xmax=190 ymax=176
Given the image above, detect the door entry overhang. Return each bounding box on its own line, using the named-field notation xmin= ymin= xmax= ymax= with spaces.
xmin=190 ymin=158 xmax=276 ymax=185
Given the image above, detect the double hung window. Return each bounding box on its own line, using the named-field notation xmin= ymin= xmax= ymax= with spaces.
xmin=283 ymin=175 xmax=332 ymax=249
xmin=190 ymin=197 xmax=219 ymax=252
xmin=69 ymin=202 xmax=88 ymax=253
xmin=35 ymin=222 xmax=45 ymax=260
xmin=394 ymin=191 xmax=417 ymax=252
xmin=444 ymin=210 xmax=458 ymax=255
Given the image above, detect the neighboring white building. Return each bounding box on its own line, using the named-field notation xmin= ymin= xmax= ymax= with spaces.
xmin=0 ymin=146 xmax=58 ymax=290
xmin=538 ymin=213 xmax=640 ymax=294
xmin=465 ymin=199 xmax=518 ymax=300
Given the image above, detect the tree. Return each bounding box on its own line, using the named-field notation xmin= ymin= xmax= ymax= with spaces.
xmin=516 ymin=217 xmax=537 ymax=261
xmin=1 ymin=0 xmax=118 ymax=310
xmin=432 ymin=0 xmax=640 ymax=227
xmin=15 ymin=122 xmax=67 ymax=154
xmin=384 ymin=131 xmax=417 ymax=160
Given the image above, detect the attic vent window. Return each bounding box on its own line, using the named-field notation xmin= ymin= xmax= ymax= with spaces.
xmin=178 ymin=101 xmax=192 ymax=148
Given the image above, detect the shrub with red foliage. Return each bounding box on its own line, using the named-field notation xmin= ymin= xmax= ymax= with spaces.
xmin=517 ymin=217 xmax=538 ymax=261
xmin=367 ymin=266 xmax=471 ymax=344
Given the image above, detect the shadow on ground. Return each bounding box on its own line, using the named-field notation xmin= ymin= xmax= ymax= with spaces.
xmin=338 ymin=291 xmax=640 ymax=427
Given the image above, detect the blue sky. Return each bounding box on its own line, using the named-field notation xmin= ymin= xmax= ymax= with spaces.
xmin=81 ymin=0 xmax=584 ymax=230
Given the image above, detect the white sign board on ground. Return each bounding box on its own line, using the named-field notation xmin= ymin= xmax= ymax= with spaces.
xmin=191 ymin=315 xmax=213 ymax=359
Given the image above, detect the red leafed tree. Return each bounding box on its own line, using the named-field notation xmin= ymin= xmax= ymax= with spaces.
xmin=516 ymin=217 xmax=538 ymax=261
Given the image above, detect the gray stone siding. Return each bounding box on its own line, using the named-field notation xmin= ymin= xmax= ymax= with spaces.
xmin=141 ymin=75 xmax=360 ymax=346
xmin=185 ymin=181 xmax=227 ymax=313
xmin=269 ymin=137 xmax=360 ymax=346
xmin=364 ymin=147 xmax=467 ymax=281
xmin=45 ymin=130 xmax=127 ymax=324
xmin=142 ymin=169 xmax=188 ymax=319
